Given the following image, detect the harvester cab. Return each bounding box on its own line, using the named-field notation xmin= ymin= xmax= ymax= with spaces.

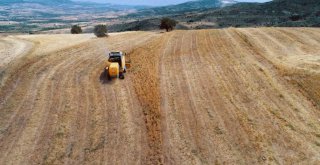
xmin=105 ymin=51 xmax=130 ymax=80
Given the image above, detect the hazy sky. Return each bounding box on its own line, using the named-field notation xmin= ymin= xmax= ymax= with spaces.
xmin=74 ymin=0 xmax=272 ymax=6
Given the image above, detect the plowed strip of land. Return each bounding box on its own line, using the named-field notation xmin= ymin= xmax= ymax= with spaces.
xmin=0 ymin=28 xmax=319 ymax=164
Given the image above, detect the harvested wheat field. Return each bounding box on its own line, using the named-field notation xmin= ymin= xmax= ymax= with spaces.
xmin=0 ymin=28 xmax=320 ymax=164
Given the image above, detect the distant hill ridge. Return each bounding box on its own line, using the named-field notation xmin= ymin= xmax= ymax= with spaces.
xmin=187 ymin=0 xmax=320 ymax=27
xmin=1 ymin=0 xmax=72 ymax=2
xmin=0 ymin=0 xmax=235 ymax=6
xmin=110 ymin=0 xmax=319 ymax=32
xmin=170 ymin=0 xmax=237 ymax=9
xmin=1 ymin=0 xmax=73 ymax=5
xmin=126 ymin=0 xmax=237 ymax=18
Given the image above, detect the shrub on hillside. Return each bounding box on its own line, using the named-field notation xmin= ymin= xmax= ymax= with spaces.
xmin=289 ymin=14 xmax=302 ymax=21
xmin=94 ymin=25 xmax=108 ymax=37
xmin=160 ymin=18 xmax=177 ymax=32
xmin=71 ymin=25 xmax=82 ymax=34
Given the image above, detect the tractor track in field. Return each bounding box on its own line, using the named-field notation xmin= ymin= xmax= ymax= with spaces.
xmin=0 ymin=28 xmax=320 ymax=164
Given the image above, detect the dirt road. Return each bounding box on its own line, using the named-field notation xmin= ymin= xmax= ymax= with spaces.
xmin=0 ymin=28 xmax=319 ymax=164
xmin=0 ymin=36 xmax=33 ymax=77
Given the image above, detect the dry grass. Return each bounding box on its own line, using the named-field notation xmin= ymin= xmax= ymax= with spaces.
xmin=0 ymin=28 xmax=319 ymax=164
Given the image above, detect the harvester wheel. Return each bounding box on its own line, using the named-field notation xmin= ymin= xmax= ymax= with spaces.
xmin=105 ymin=69 xmax=111 ymax=81
xmin=119 ymin=73 xmax=125 ymax=79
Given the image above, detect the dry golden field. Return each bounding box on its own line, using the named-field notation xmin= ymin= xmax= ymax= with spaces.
xmin=0 ymin=28 xmax=319 ymax=164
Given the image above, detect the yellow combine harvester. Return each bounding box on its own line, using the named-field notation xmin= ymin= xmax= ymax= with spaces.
xmin=105 ymin=51 xmax=130 ymax=80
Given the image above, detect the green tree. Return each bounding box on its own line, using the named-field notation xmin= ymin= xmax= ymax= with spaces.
xmin=160 ymin=18 xmax=177 ymax=32
xmin=94 ymin=25 xmax=108 ymax=37
xmin=70 ymin=25 xmax=82 ymax=34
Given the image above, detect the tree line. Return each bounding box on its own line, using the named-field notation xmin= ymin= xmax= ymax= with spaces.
xmin=71 ymin=17 xmax=177 ymax=37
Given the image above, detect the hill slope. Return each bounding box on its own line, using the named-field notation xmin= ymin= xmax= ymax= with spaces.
xmin=0 ymin=28 xmax=320 ymax=164
xmin=126 ymin=0 xmax=237 ymax=18
xmin=186 ymin=0 xmax=320 ymax=27
xmin=112 ymin=0 xmax=319 ymax=31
